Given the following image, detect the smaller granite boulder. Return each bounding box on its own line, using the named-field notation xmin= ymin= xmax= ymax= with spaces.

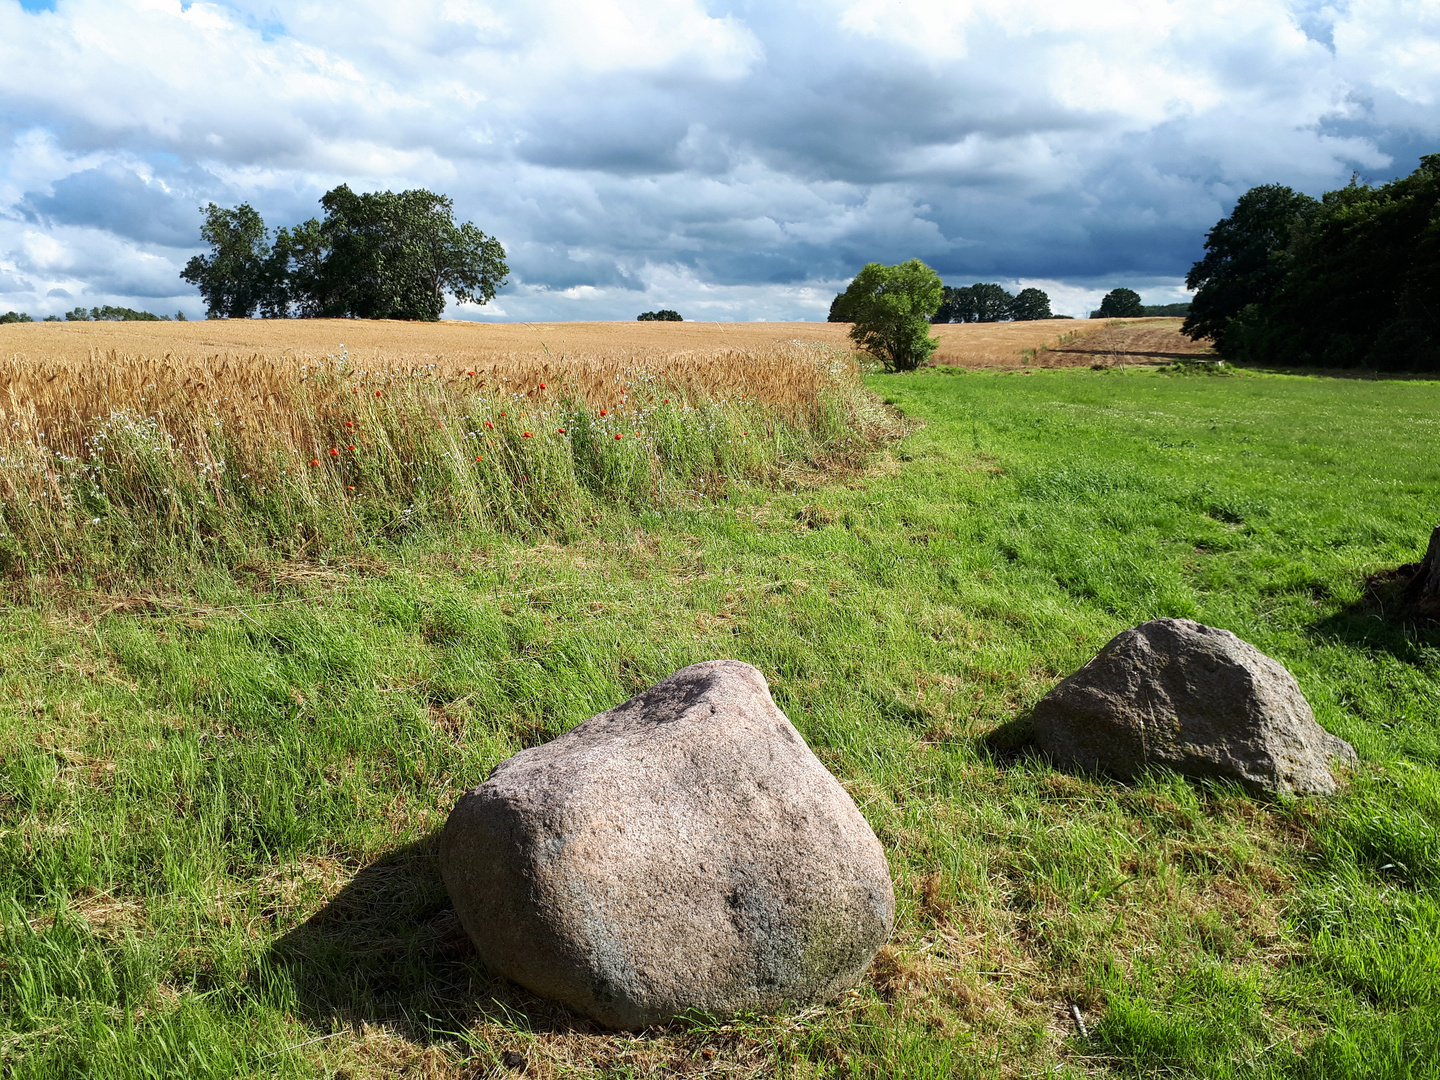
xmin=1033 ymin=618 xmax=1355 ymax=797
xmin=440 ymin=660 xmax=894 ymax=1029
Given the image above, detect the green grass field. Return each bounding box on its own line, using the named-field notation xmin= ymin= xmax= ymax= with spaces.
xmin=2 ymin=364 xmax=1437 ymax=1078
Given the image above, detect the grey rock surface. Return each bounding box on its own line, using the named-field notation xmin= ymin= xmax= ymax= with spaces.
xmin=1033 ymin=618 xmax=1355 ymax=797
xmin=440 ymin=660 xmax=895 ymax=1029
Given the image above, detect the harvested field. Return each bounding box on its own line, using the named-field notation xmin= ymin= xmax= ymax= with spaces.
xmin=929 ymin=317 xmax=1213 ymax=369
xmin=1035 ymin=317 xmax=1217 ymax=366
xmin=927 ymin=317 xmax=1092 ymax=366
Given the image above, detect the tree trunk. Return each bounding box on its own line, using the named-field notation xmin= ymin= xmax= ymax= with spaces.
xmin=1404 ymin=525 xmax=1440 ymax=616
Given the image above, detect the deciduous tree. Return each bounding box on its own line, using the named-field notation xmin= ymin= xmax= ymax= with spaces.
xmin=1095 ymin=288 xmax=1144 ymax=318
xmin=1008 ymin=287 xmax=1052 ymax=321
xmin=836 ymin=260 xmax=944 ymax=371
xmin=1181 ymin=185 xmax=1317 ymax=349
xmin=933 ymin=283 xmax=1014 ymax=322
xmin=181 ymin=203 xmax=275 ymax=319
xmin=182 ymin=188 xmax=507 ymax=321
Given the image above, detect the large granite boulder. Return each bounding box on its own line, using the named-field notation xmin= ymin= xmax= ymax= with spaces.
xmin=1033 ymin=618 xmax=1355 ymax=797
xmin=440 ymin=660 xmax=894 ymax=1030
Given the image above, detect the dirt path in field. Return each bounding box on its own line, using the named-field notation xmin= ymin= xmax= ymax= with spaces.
xmin=1035 ymin=318 xmax=1216 ymax=367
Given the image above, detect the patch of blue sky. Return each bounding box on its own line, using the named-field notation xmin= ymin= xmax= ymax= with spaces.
xmin=212 ymin=2 xmax=287 ymax=41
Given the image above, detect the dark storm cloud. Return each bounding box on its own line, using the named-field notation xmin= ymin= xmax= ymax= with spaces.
xmin=24 ymin=165 xmax=199 ymax=247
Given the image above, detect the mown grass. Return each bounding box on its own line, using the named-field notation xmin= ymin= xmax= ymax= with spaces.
xmin=1 ymin=362 xmax=1437 ymax=1078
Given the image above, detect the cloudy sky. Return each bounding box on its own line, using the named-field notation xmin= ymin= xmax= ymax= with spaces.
xmin=1 ymin=0 xmax=1437 ymax=322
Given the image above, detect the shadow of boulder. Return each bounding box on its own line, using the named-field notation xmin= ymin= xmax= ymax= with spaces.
xmin=265 ymin=831 xmax=600 ymax=1045
xmin=1307 ymin=563 xmax=1440 ymax=665
xmin=977 ymin=712 xmax=1049 ymax=768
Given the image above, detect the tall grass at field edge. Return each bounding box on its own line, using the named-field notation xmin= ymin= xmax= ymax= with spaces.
xmin=0 ymin=347 xmax=895 ymax=580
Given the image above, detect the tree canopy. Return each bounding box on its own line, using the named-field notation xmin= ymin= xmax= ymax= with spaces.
xmin=835 ymin=260 xmax=944 ymax=371
xmin=181 ymin=187 xmax=507 ymax=321
xmin=637 ymin=309 xmax=683 ymax=321
xmin=1008 ymin=287 xmax=1053 ymax=321
xmin=180 ymin=203 xmax=274 ymax=320
xmin=934 ymin=283 xmax=1011 ymax=323
xmin=926 ymin=283 xmax=1051 ymax=323
xmin=1180 ymin=185 xmax=1317 ymax=350
xmin=1185 ymin=157 xmax=1439 ymax=370
xmin=1094 ymin=288 xmax=1144 ymax=318
xmin=65 ymin=305 xmax=176 ymax=322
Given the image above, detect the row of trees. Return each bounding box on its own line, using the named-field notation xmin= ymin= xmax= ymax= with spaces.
xmin=637 ymin=309 xmax=683 ymax=321
xmin=935 ymin=283 xmax=1053 ymax=322
xmin=180 ymin=186 xmax=508 ymax=321
xmin=828 ymin=281 xmax=1053 ymax=323
xmin=1183 ymin=155 xmax=1439 ymax=370
xmin=66 ymin=306 xmax=183 ymax=322
xmin=1087 ymin=289 xmax=1192 ymax=318
xmin=2 ymin=306 xmax=180 ymax=323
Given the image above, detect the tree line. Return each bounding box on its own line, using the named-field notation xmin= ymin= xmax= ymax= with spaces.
xmin=1087 ymin=289 xmax=1191 ymax=318
xmin=829 ymin=281 xmax=1055 ymax=323
xmin=180 ymin=186 xmax=508 ymax=321
xmin=1184 ymin=154 xmax=1439 ymax=370
xmin=1 ymin=306 xmax=181 ymax=323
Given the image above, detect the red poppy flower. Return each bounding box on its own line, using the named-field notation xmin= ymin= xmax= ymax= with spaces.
xmin=600 ymin=408 xmax=607 ymax=417
xmin=539 ymin=382 xmax=547 ymax=390
xmin=663 ymin=398 xmax=669 ymax=404
xmin=475 ymin=455 xmax=483 ymax=462
xmin=347 ymin=485 xmax=355 ymax=492
xmin=309 ymin=458 xmax=320 ymax=467
xmin=500 ymin=411 xmax=506 ymax=417
xmin=557 ymin=427 xmax=566 ymax=434
xmin=329 ymin=447 xmax=339 ymax=457
xmin=615 ymin=432 xmax=623 ymax=440
xmin=438 ymin=422 xmax=445 ymax=428
xmin=348 ymin=445 xmax=355 ymax=451
xmin=742 ymin=431 xmax=748 ymax=436
xmin=375 ymin=389 xmax=382 ymax=397
xmin=346 ymin=420 xmax=354 ymax=428
xmin=484 ymin=420 xmax=493 ymax=429
xmin=468 ymin=370 xmax=475 ymax=376
xmin=522 ymin=431 xmax=532 ymax=438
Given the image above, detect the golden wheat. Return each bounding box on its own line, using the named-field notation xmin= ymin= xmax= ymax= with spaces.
xmin=0 ymin=320 xmax=906 ymax=577
xmin=0 ymin=322 xmax=858 ymax=461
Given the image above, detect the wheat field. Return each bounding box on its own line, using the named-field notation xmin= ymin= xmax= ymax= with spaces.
xmin=0 ymin=320 xmax=906 ymax=580
xmin=0 ymin=315 xmax=1108 ymax=373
